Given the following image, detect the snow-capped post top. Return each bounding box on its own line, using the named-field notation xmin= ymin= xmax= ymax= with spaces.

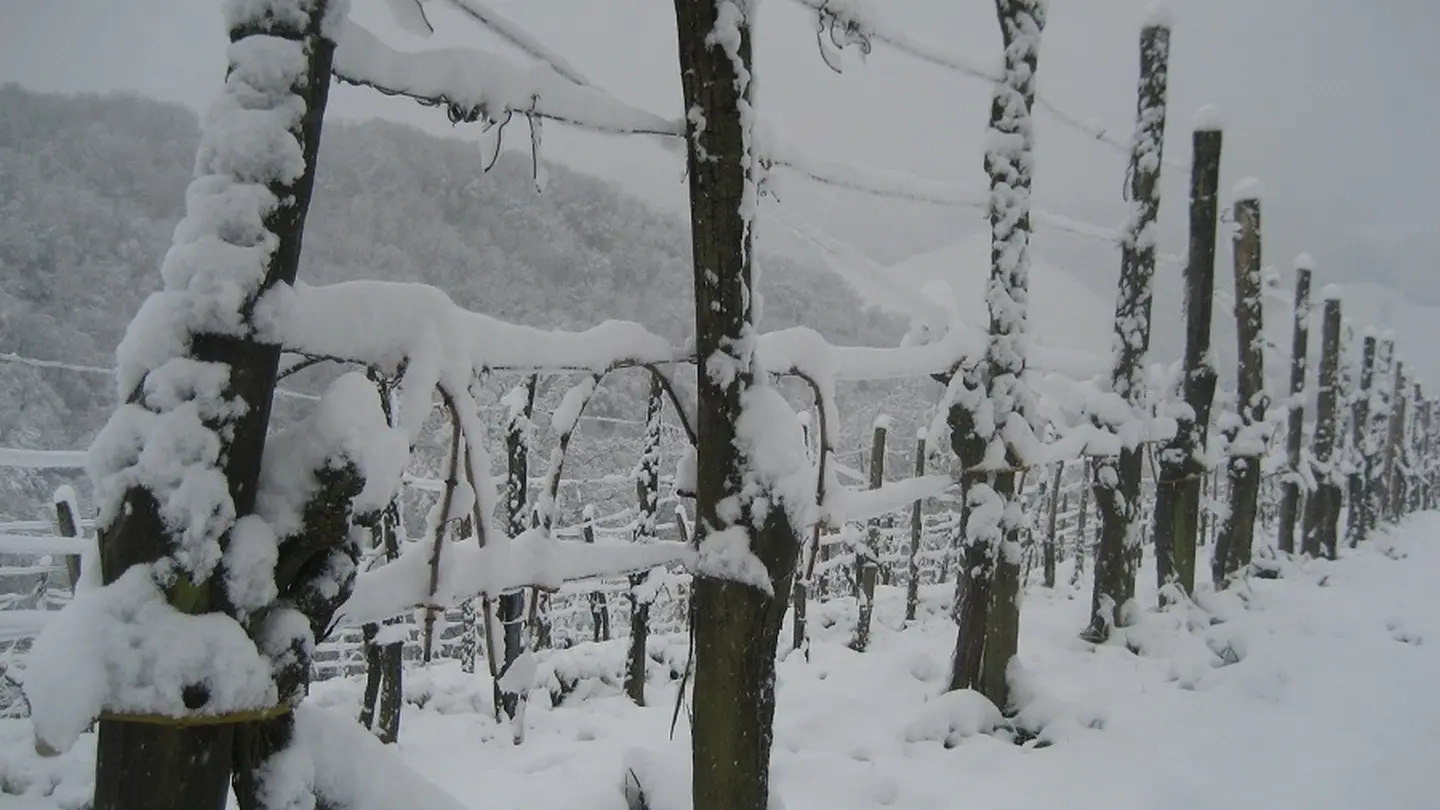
xmin=1233 ymin=177 xmax=1263 ymax=201
xmin=1142 ymin=1 xmax=1174 ymax=29
xmin=1191 ymin=104 xmax=1223 ymax=131
xmin=915 ymin=424 xmax=928 ymax=441
xmin=1294 ymin=253 xmax=1316 ymax=272
xmin=1321 ymin=283 xmax=1344 ymax=302
xmin=873 ymin=414 xmax=893 ymax=432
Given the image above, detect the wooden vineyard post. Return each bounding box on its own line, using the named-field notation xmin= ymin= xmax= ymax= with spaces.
xmin=1214 ymin=182 xmax=1266 ymax=587
xmin=1087 ymin=13 xmax=1171 ymax=638
xmin=905 ymin=429 xmax=927 ymax=622
xmin=1347 ymin=335 xmax=1377 ymax=546
xmin=1278 ymin=258 xmax=1313 ymax=553
xmin=851 ymin=417 xmax=888 ymax=652
xmin=1301 ymin=293 xmax=1343 ymax=559
xmin=1153 ymin=110 xmax=1222 ymax=601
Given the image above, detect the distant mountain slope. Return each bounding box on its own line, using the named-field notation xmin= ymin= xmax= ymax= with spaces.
xmin=0 ymin=85 xmax=915 ymax=519
xmin=885 ymin=232 xmax=1115 ymax=360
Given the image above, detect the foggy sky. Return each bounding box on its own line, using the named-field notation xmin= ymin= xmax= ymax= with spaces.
xmin=3 ymin=0 xmax=1438 ymax=299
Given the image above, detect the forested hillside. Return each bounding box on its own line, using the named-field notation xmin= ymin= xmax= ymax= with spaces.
xmin=0 ymin=85 xmax=917 ymax=520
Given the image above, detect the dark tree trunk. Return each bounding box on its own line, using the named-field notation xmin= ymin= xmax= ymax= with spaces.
xmin=1385 ymin=364 xmax=1408 ymax=523
xmin=1214 ymin=192 xmax=1266 ymax=588
xmin=1070 ymin=461 xmax=1091 ymax=588
xmin=1042 ymin=463 xmax=1062 ymax=588
xmin=583 ymin=517 xmax=610 ymax=642
xmin=1278 ymin=264 xmax=1312 ymax=554
xmin=905 ymin=435 xmax=927 ymax=621
xmin=360 ymin=503 xmax=403 ymax=744
xmin=1347 ymin=336 xmax=1377 ymax=546
xmin=945 ymin=0 xmax=1046 ymax=712
xmin=93 ymin=5 xmax=337 ymax=809
xmin=625 ymin=376 xmax=663 ymax=706
xmin=1086 ymin=18 xmax=1170 ymax=639
xmin=851 ymin=422 xmax=886 ymax=651
xmin=1151 ymin=121 xmax=1221 ymax=603
xmin=496 ymin=375 xmax=536 ymax=726
xmin=674 ymin=4 xmax=800 ymax=809
xmin=1302 ymin=297 xmax=1343 ymax=559
xmin=1365 ymin=339 xmax=1393 ymax=532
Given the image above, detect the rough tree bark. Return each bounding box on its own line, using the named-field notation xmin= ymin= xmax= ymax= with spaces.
xmin=673 ymin=4 xmax=802 ymax=809
xmin=1278 ymin=260 xmax=1312 ymax=554
xmin=1366 ymin=338 xmax=1394 ymax=532
xmin=1214 ymin=189 xmax=1266 ymax=588
xmin=946 ymin=0 xmax=1046 ymax=712
xmin=1301 ymin=296 xmax=1343 ymax=559
xmin=1086 ymin=16 xmax=1170 ymax=639
xmin=496 ymin=375 xmax=536 ymax=727
xmin=1385 ymin=363 xmax=1408 ymax=523
xmin=1347 ymin=335 xmax=1376 ymax=546
xmin=1070 ymin=461 xmax=1091 ymax=588
xmin=852 ymin=420 xmax=886 ymax=651
xmin=93 ymin=4 xmax=338 ymax=809
xmin=1152 ymin=117 xmax=1221 ymax=602
xmin=1042 ymin=462 xmax=1062 ymax=588
xmin=625 ymin=375 xmax=663 ymax=706
xmin=905 ymin=432 xmax=927 ymax=621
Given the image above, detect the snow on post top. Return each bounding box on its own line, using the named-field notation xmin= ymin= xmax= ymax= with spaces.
xmin=1233 ymin=177 xmax=1263 ymax=201
xmin=1191 ymin=104 xmax=1223 ymax=131
xmin=1294 ymin=253 xmax=1316 ymax=272
xmin=916 ymin=425 xmax=928 ymax=441
xmin=1381 ymin=329 xmax=1396 ymax=341
xmin=873 ymin=414 xmax=893 ymax=432
xmin=1321 ymin=284 xmax=1344 ymax=302
xmin=1142 ymin=1 xmax=1174 ymax=29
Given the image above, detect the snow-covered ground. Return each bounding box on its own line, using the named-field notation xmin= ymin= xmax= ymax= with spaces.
xmin=5 ymin=513 xmax=1440 ymax=810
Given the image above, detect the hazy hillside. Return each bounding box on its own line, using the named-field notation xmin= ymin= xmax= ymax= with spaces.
xmin=0 ymin=85 xmax=929 ymax=520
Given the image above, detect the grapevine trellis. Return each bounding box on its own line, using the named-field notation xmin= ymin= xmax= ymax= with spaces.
xmin=2 ymin=2 xmax=1440 ymax=810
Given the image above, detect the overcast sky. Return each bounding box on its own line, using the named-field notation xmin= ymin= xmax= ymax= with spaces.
xmin=3 ymin=0 xmax=1439 ymax=299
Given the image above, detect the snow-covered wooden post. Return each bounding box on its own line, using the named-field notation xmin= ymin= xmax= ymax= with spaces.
xmin=45 ymin=2 xmax=351 ymax=807
xmin=1346 ymin=334 xmax=1376 ymax=545
xmin=1301 ymin=291 xmax=1343 ymax=559
xmin=496 ymin=376 xmax=536 ymax=730
xmin=1278 ymin=257 xmax=1313 ymax=554
xmin=1153 ymin=109 xmax=1222 ymax=600
xmin=1086 ymin=8 xmax=1171 ymax=639
xmin=905 ymin=427 xmax=927 ymax=621
xmin=1070 ymin=461 xmax=1091 ymax=588
xmin=946 ymin=0 xmax=1046 ymax=711
xmin=1369 ymin=338 xmax=1394 ymax=526
xmin=1385 ymin=358 xmax=1407 ymax=523
xmin=582 ymin=506 xmax=609 ymax=642
xmin=1406 ymin=383 xmax=1425 ymax=515
xmin=50 ymin=487 xmax=82 ymax=590
xmin=674 ymin=3 xmax=808 ymax=808
xmin=1042 ymin=462 xmax=1063 ymax=588
xmin=792 ymin=412 xmax=814 ymax=651
xmin=1214 ymin=181 xmax=1266 ymax=587
xmin=851 ymin=416 xmax=888 ymax=652
xmin=1419 ymin=400 xmax=1428 ymax=512
xmin=626 ymin=375 xmax=664 ymax=706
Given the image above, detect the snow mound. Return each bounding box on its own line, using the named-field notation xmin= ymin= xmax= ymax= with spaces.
xmin=900 ymin=688 xmax=1002 ymax=745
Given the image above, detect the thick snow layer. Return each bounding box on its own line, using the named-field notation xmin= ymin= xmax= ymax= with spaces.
xmin=1191 ymin=103 xmax=1223 ymax=131
xmin=1233 ymin=176 xmax=1263 ymax=201
xmin=23 ymin=566 xmax=277 ymax=753
xmin=13 ymin=516 xmax=1440 ymax=809
xmin=1294 ymin=252 xmax=1316 ymax=272
xmin=1321 ymin=283 xmax=1344 ymax=302
xmin=1141 ymin=1 xmax=1174 ymax=28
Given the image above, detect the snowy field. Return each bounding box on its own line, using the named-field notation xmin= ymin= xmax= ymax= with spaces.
xmin=4 ymin=514 xmax=1439 ymax=810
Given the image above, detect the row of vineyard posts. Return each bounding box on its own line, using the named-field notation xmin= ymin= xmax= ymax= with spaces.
xmin=44 ymin=2 xmax=1440 ymax=810
xmin=354 ymin=0 xmax=1440 ymax=770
